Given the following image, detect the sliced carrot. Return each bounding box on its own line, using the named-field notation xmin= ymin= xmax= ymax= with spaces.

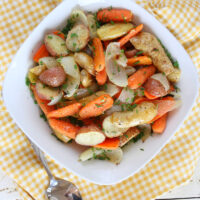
xmin=33 ymin=44 xmax=49 ymax=63
xmin=144 ymin=90 xmax=158 ymax=100
xmin=119 ymin=24 xmax=143 ymax=47
xmin=47 ymin=103 xmax=82 ymax=118
xmin=149 ymin=96 xmax=175 ymax=122
xmin=48 ymin=118 xmax=79 ymax=139
xmin=128 ymin=65 xmax=156 ymax=89
xmin=31 ymin=85 xmax=55 ymax=115
xmin=94 ymin=137 xmax=120 ymax=149
xmin=96 ymin=67 xmax=107 ymax=85
xmin=152 ymin=114 xmax=167 ymax=134
xmin=97 ymin=8 xmax=133 ymax=23
xmin=134 ymin=97 xmax=148 ymax=104
xmin=53 ymin=30 xmax=65 ymax=39
xmin=93 ymin=38 xmax=105 ymax=72
xmin=79 ymin=94 xmax=113 ymax=119
xmin=127 ymin=56 xmax=152 ymax=66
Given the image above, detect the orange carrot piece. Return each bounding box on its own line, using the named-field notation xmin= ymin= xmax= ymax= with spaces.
xmin=93 ymin=38 xmax=105 ymax=72
xmin=95 ymin=137 xmax=120 ymax=149
xmin=144 ymin=90 xmax=158 ymax=100
xmin=79 ymin=94 xmax=113 ymax=119
xmin=127 ymin=56 xmax=152 ymax=66
xmin=96 ymin=67 xmax=107 ymax=85
xmin=33 ymin=44 xmax=49 ymax=63
xmin=47 ymin=103 xmax=82 ymax=118
xmin=152 ymin=114 xmax=167 ymax=134
xmin=48 ymin=118 xmax=79 ymax=139
xmin=97 ymin=8 xmax=133 ymax=23
xmin=149 ymin=96 xmax=175 ymax=122
xmin=134 ymin=97 xmax=148 ymax=104
xmin=31 ymin=85 xmax=55 ymax=115
xmin=53 ymin=30 xmax=65 ymax=39
xmin=119 ymin=24 xmax=143 ymax=47
xmin=128 ymin=65 xmax=156 ymax=89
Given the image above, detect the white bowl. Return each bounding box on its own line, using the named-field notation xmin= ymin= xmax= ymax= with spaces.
xmin=3 ymin=0 xmax=199 ymax=185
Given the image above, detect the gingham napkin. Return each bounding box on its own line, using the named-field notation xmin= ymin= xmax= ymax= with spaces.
xmin=0 ymin=0 xmax=200 ymax=199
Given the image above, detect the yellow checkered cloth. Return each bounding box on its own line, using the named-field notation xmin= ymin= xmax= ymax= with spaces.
xmin=0 ymin=0 xmax=200 ymax=199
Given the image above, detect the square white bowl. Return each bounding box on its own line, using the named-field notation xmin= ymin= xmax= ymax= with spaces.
xmin=3 ymin=0 xmax=199 ymax=185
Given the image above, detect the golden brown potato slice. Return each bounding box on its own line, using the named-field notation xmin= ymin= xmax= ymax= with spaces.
xmin=167 ymin=68 xmax=181 ymax=83
xmin=80 ymin=69 xmax=93 ymax=88
xmin=66 ymin=24 xmax=89 ymax=52
xmin=110 ymin=102 xmax=158 ymax=128
xmin=87 ymin=14 xmax=97 ymax=38
xmin=75 ymin=125 xmax=105 ymax=146
xmin=97 ymin=23 xmax=133 ymax=41
xmin=44 ymin=34 xmax=69 ymax=57
xmin=74 ymin=52 xmax=95 ymax=75
xmin=119 ymin=127 xmax=140 ymax=147
xmin=130 ymin=32 xmax=175 ymax=75
xmin=29 ymin=65 xmax=46 ymax=76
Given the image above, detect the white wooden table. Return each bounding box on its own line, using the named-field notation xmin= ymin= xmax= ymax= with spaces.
xmin=0 ymin=160 xmax=200 ymax=200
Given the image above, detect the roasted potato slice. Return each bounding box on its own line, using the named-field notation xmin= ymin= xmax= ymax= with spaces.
xmin=29 ymin=65 xmax=46 ymax=76
xmin=39 ymin=57 xmax=61 ymax=69
xmin=87 ymin=14 xmax=97 ymax=38
xmin=75 ymin=125 xmax=105 ymax=146
xmin=44 ymin=34 xmax=69 ymax=57
xmin=74 ymin=52 xmax=95 ymax=75
xmin=39 ymin=67 xmax=66 ymax=87
xmin=97 ymin=23 xmax=134 ymax=41
xmin=130 ymin=32 xmax=175 ymax=75
xmin=80 ymin=69 xmax=93 ymax=88
xmin=119 ymin=127 xmax=140 ymax=147
xmin=167 ymin=68 xmax=181 ymax=83
xmin=71 ymin=9 xmax=89 ymax=27
xmin=35 ymin=81 xmax=60 ymax=100
xmin=111 ymin=102 xmax=158 ymax=128
xmin=66 ymin=24 xmax=89 ymax=52
xmin=28 ymin=71 xmax=37 ymax=83
xmin=103 ymin=116 xmax=129 ymax=138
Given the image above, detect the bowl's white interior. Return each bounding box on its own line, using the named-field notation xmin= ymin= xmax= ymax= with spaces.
xmin=3 ymin=0 xmax=199 ymax=185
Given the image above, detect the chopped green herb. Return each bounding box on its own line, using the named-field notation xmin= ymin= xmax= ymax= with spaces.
xmin=39 ymin=60 xmax=43 ymax=65
xmin=40 ymin=112 xmax=47 ymax=121
xmin=124 ymin=134 xmax=129 ymax=138
xmin=61 ymin=43 xmax=66 ymax=46
xmin=62 ymin=83 xmax=68 ymax=90
xmin=25 ymin=76 xmax=30 ymax=87
xmin=71 ymin=33 xmax=78 ymax=38
xmin=43 ymin=84 xmax=46 ymax=88
xmin=73 ymin=43 xmax=77 ymax=48
xmin=138 ymin=82 xmax=142 ymax=86
xmin=94 ymin=13 xmax=101 ymax=28
xmin=114 ymin=100 xmax=121 ymax=105
xmin=140 ymin=148 xmax=144 ymax=151
xmin=74 ymin=64 xmax=78 ymax=70
xmin=173 ymin=61 xmax=179 ymax=68
xmin=110 ymin=20 xmax=114 ymax=25
xmin=126 ymin=98 xmax=130 ymax=102
xmin=75 ymin=85 xmax=79 ymax=89
xmin=82 ymin=102 xmax=86 ymax=106
xmin=134 ymin=61 xmax=140 ymax=65
xmin=68 ymin=116 xmax=84 ymax=127
xmin=143 ymin=71 xmax=147 ymax=75
xmin=136 ymin=50 xmax=143 ymax=56
xmin=157 ymin=38 xmax=179 ymax=68
xmin=62 ymin=18 xmax=75 ymax=36
xmin=67 ymin=140 xmax=73 ymax=144
xmin=87 ymin=88 xmax=94 ymax=95
xmin=48 ymin=35 xmax=53 ymax=39
xmin=132 ymin=131 xmax=144 ymax=143
xmin=121 ymin=49 xmax=125 ymax=53
xmin=162 ymin=72 xmax=166 ymax=76
xmin=117 ymin=66 xmax=121 ymax=72
xmin=174 ymin=85 xmax=180 ymax=92
xmin=50 ymin=97 xmax=54 ymax=100
xmin=95 ymin=104 xmax=103 ymax=108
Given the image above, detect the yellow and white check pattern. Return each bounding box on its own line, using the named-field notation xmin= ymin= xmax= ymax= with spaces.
xmin=0 ymin=0 xmax=200 ymax=199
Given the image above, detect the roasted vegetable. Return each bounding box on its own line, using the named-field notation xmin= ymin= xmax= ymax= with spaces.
xmin=130 ymin=32 xmax=175 ymax=75
xmin=44 ymin=34 xmax=69 ymax=56
xmin=97 ymin=23 xmax=134 ymax=41
xmin=66 ymin=24 xmax=89 ymax=52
